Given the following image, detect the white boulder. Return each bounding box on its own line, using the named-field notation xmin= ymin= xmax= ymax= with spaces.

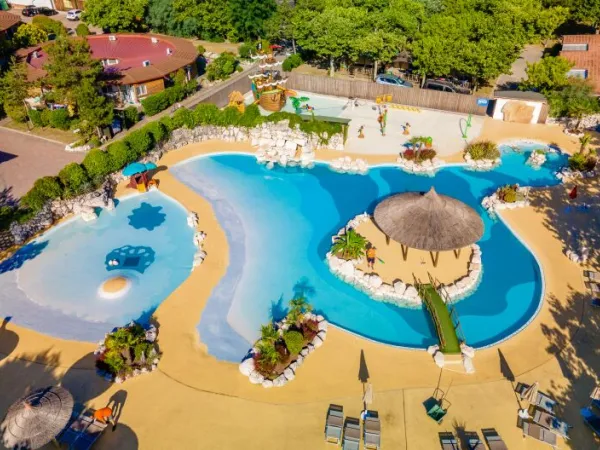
xmin=283 ymin=367 xmax=295 ymax=380
xmin=393 ymin=281 xmax=406 ymax=296
xmin=262 ymin=379 xmax=274 ymax=388
xmin=249 ymin=371 xmax=265 ymax=384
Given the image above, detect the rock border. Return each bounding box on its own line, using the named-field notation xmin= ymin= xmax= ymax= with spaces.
xmin=396 ymin=156 xmax=444 ymax=176
xmin=187 ymin=211 xmax=207 ymax=270
xmin=464 ymin=153 xmax=501 ymax=171
xmin=526 ymin=151 xmax=546 ymax=168
xmin=329 ymin=156 xmax=369 ymax=174
xmin=239 ymin=313 xmax=328 ymax=388
xmin=555 ymin=167 xmax=597 ymax=183
xmin=481 ymin=186 xmax=531 ymax=215
xmin=325 ymin=214 xmax=483 ymax=306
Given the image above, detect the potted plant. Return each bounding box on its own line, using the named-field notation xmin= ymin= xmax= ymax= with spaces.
xmin=425 ymin=136 xmax=433 ymax=149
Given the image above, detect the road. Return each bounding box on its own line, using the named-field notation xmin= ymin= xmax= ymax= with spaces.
xmin=0 ymin=128 xmax=83 ymax=200
xmin=14 ymin=8 xmax=103 ymax=35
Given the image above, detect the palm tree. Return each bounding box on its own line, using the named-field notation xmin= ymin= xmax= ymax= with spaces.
xmin=256 ymin=341 xmax=280 ymax=368
xmin=286 ymin=295 xmax=313 ymax=325
xmin=408 ymin=136 xmax=429 ymax=160
xmin=579 ymin=133 xmax=592 ymax=154
xmin=260 ymin=323 xmax=279 ymax=344
xmin=331 ymin=229 xmax=367 ymax=260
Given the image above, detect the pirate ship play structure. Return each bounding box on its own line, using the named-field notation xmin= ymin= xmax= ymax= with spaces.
xmin=249 ymin=53 xmax=296 ymax=112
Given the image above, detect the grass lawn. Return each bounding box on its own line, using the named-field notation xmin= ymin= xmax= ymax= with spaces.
xmin=2 ymin=119 xmax=76 ymax=145
xmin=421 ymin=284 xmax=461 ymax=354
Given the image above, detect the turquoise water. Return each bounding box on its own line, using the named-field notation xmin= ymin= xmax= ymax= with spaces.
xmin=0 ymin=190 xmax=195 ymax=341
xmin=172 ymin=143 xmax=567 ymax=361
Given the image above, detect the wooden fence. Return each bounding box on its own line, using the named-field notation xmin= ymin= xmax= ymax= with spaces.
xmin=191 ymin=69 xmax=254 ymax=109
xmin=287 ymin=73 xmax=490 ymax=116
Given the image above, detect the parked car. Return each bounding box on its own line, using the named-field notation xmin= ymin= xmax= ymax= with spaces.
xmin=21 ymin=5 xmax=38 ymax=16
xmin=375 ymin=74 xmax=413 ymax=88
xmin=66 ymin=9 xmax=82 ymax=20
xmin=423 ymin=79 xmax=470 ymax=94
xmin=37 ymin=6 xmax=58 ymax=15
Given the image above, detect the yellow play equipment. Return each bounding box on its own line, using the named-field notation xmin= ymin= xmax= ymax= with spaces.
xmin=228 ymin=91 xmax=246 ymax=114
xmin=375 ymin=94 xmax=421 ymax=113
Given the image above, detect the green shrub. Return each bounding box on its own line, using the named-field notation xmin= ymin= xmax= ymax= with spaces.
xmin=238 ymin=42 xmax=254 ymax=59
xmin=159 ymin=115 xmax=175 ymax=133
xmin=568 ymin=152 xmax=597 ymax=172
xmin=58 ymin=163 xmax=90 ymax=197
xmin=282 ymin=54 xmax=303 ymax=72
xmin=172 ymin=107 xmax=195 ymax=129
xmin=82 ymin=149 xmax=112 ymax=183
xmin=465 ymin=141 xmax=500 ymax=160
xmin=124 ymin=129 xmax=152 ymax=157
xmin=496 ymin=184 xmax=519 ymax=203
xmin=238 ymin=104 xmax=262 ymax=127
xmin=165 ymin=85 xmax=185 ymax=104
xmin=123 ymin=106 xmax=139 ymax=128
xmin=145 ymin=121 xmax=167 ymax=144
xmin=193 ymin=103 xmax=221 ymax=125
xmin=206 ymin=53 xmax=238 ymax=81
xmin=75 ymin=23 xmax=90 ymax=37
xmin=141 ymin=91 xmax=169 ymax=116
xmin=218 ymin=106 xmax=241 ymax=126
xmin=107 ymin=141 xmax=136 ymax=171
xmin=283 ymin=330 xmax=304 ymax=355
xmin=32 ymin=16 xmax=66 ymax=37
xmin=4 ymin=103 xmax=27 ymax=123
xmin=28 ymin=109 xmax=44 ymax=127
xmin=48 ymin=108 xmax=70 ymax=130
xmin=21 ymin=176 xmax=63 ymax=211
xmin=41 ymin=109 xmax=51 ymax=127
xmin=197 ymin=44 xmax=206 ymax=55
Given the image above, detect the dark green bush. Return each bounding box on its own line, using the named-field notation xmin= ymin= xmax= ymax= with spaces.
xmin=568 ymin=152 xmax=597 ymax=172
xmin=48 ymin=109 xmax=70 ymax=130
xmin=238 ymin=104 xmax=262 ymax=127
xmin=197 ymin=44 xmax=206 ymax=55
xmin=217 ymin=106 xmax=241 ymax=126
xmin=145 ymin=121 xmax=167 ymax=144
xmin=172 ymin=107 xmax=195 ymax=129
xmin=107 ymin=141 xmax=136 ymax=171
xmin=283 ymin=330 xmax=304 ymax=355
xmin=82 ymin=149 xmax=113 ymax=183
xmin=41 ymin=109 xmax=51 ymax=127
xmin=75 ymin=23 xmax=90 ymax=37
xmin=238 ymin=42 xmax=254 ymax=59
xmin=282 ymin=54 xmax=303 ymax=72
xmin=32 ymin=16 xmax=66 ymax=37
xmin=159 ymin=115 xmax=175 ymax=133
xmin=206 ymin=53 xmax=238 ymax=81
xmin=141 ymin=92 xmax=169 ymax=116
xmin=193 ymin=103 xmax=221 ymax=125
xmin=21 ymin=176 xmax=63 ymax=211
xmin=28 ymin=109 xmax=43 ymax=127
xmin=123 ymin=106 xmax=139 ymax=128
xmin=58 ymin=163 xmax=90 ymax=197
xmin=124 ymin=129 xmax=153 ymax=157
xmin=165 ymin=85 xmax=186 ymax=105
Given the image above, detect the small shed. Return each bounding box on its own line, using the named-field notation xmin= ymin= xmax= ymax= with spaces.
xmin=492 ymin=91 xmax=547 ymax=124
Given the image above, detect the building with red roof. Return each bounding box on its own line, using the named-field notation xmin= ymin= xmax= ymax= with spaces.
xmin=560 ymin=34 xmax=600 ymax=95
xmin=0 ymin=11 xmax=21 ymax=40
xmin=18 ymin=33 xmax=199 ymax=105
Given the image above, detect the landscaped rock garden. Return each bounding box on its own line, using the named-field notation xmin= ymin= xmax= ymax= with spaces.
xmin=397 ymin=137 xmax=444 ymax=175
xmin=464 ymin=141 xmax=501 ymax=170
xmin=94 ymin=322 xmax=160 ymax=384
xmin=239 ymin=297 xmax=328 ymax=388
xmin=526 ymin=149 xmax=547 ymax=168
xmin=481 ymin=184 xmax=530 ymax=214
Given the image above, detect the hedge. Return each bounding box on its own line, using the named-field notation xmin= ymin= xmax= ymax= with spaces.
xmin=58 ymin=163 xmax=90 ymax=198
xmin=48 ymin=109 xmax=70 ymax=130
xmin=141 ymin=84 xmax=188 ymax=116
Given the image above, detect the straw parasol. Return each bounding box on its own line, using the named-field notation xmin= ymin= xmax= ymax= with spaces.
xmin=1 ymin=386 xmax=74 ymax=449
xmin=521 ymin=382 xmax=539 ymax=403
xmin=373 ymin=187 xmax=484 ymax=266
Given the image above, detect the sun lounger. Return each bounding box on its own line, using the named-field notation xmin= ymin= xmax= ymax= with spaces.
xmin=581 ymin=407 xmax=600 ymax=437
xmin=342 ymin=418 xmax=361 ymax=450
xmin=515 ymin=383 xmax=556 ymax=413
xmin=439 ymin=432 xmax=459 ymax=450
xmin=57 ymin=407 xmax=108 ymax=450
xmin=592 ymin=298 xmax=600 ymax=308
xmin=584 ymin=270 xmax=599 ymax=281
xmin=363 ymin=411 xmax=381 ymax=450
xmin=586 ymin=281 xmax=600 ymax=293
xmin=522 ymin=421 xmax=557 ymax=447
xmin=468 ymin=435 xmax=485 ymax=450
xmin=532 ymin=408 xmax=570 ymax=438
xmin=325 ymin=404 xmax=344 ymax=444
xmin=481 ymin=428 xmax=508 ymax=450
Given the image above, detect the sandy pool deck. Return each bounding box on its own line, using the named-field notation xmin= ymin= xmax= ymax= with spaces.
xmin=0 ymin=132 xmax=598 ymax=449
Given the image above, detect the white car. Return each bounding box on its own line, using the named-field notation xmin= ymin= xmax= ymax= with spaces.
xmin=66 ymin=9 xmax=82 ymax=20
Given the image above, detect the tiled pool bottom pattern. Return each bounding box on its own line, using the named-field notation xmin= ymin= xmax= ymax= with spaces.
xmin=0 ymin=190 xmax=195 ymax=342
xmin=173 ymin=145 xmax=566 ymax=362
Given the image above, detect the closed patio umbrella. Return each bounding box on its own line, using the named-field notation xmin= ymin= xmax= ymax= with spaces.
xmin=1 ymin=386 xmax=74 ymax=450
xmin=521 ymin=382 xmax=539 ymax=403
xmin=363 ymin=383 xmax=374 ymax=406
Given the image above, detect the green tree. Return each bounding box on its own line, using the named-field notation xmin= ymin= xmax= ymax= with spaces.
xmin=32 ymin=16 xmax=67 ymax=37
xmin=21 ymin=176 xmax=63 ymax=211
xmin=206 ymin=53 xmax=239 ymax=81
xmin=533 ymin=6 xmax=569 ymax=45
xmin=229 ymin=0 xmax=277 ymax=41
xmin=579 ymin=133 xmax=592 ymax=154
xmin=83 ymin=0 xmax=148 ymax=32
xmin=571 ymin=0 xmax=600 ymax=27
xmin=12 ymin=23 xmax=47 ymax=48
xmin=0 ymin=60 xmax=31 ymax=123
xmin=331 ymin=228 xmax=367 ymax=260
xmin=547 ymin=79 xmax=600 ymax=129
xmin=520 ymin=56 xmax=573 ymax=93
xmin=168 ymin=0 xmax=234 ymax=40
xmin=286 ymin=296 xmax=312 ymax=326
xmin=359 ymin=29 xmax=407 ymax=80
xmin=264 ymin=1 xmax=297 ymax=51
xmin=76 ymin=23 xmax=91 ymax=37
xmin=75 ymin=81 xmax=114 ymax=140
xmin=260 ymin=324 xmax=279 ymax=344
xmin=58 ymin=163 xmax=91 ymax=197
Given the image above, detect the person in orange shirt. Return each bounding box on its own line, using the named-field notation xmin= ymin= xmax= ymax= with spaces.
xmin=93 ymin=406 xmax=115 ymax=428
xmin=366 ymin=246 xmax=377 ymax=270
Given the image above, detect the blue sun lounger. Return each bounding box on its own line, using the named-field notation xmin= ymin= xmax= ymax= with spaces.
xmin=581 ymin=407 xmax=600 ymax=437
xmin=57 ymin=407 xmax=108 ymax=450
xmin=342 ymin=418 xmax=361 ymax=450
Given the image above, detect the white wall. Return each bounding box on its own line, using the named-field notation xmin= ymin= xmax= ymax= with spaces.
xmin=492 ymin=98 xmax=543 ymax=124
xmin=10 ymin=0 xmax=55 ymax=9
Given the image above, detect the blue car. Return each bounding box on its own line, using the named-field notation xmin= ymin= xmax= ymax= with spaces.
xmin=375 ymin=74 xmax=413 ymax=88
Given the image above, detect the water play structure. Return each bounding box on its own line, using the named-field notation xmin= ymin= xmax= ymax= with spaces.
xmin=249 ymin=53 xmax=296 ymax=112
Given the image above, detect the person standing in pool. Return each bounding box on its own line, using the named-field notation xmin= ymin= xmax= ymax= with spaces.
xmin=367 ymin=246 xmax=377 ymax=270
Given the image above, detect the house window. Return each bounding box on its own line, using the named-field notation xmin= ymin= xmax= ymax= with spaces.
xmin=135 ymin=85 xmax=148 ymax=97
xmin=567 ymin=69 xmax=588 ymax=79
xmin=563 ymin=43 xmax=589 ymax=51
xmin=103 ymin=59 xmax=119 ymax=66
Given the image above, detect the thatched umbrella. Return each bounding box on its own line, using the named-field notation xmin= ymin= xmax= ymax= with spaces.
xmin=373 ymin=187 xmax=483 ymax=267
xmin=1 ymin=386 xmax=74 ymax=449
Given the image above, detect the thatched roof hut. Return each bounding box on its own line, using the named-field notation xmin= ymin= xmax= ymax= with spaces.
xmin=373 ymin=187 xmax=483 ymax=266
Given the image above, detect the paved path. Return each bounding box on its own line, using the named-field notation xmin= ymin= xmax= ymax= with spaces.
xmin=0 ymin=128 xmax=83 ymax=200
xmin=496 ymin=45 xmax=545 ymax=89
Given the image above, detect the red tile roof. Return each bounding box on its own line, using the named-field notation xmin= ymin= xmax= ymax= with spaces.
xmin=0 ymin=11 xmax=20 ymax=32
xmin=20 ymin=33 xmax=198 ymax=86
xmin=560 ymin=34 xmax=600 ymax=94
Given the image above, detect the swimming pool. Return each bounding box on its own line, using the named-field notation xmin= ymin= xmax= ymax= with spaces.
xmin=172 ymin=143 xmax=567 ymax=361
xmin=0 ymin=190 xmax=195 ymax=341
xmin=245 ymin=90 xmax=350 ymax=117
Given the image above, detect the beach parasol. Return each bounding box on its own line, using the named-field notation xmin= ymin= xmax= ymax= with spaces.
xmin=1 ymin=386 xmax=74 ymax=449
xmin=122 ymin=162 xmax=157 ymax=177
xmin=521 ymin=382 xmax=539 ymax=403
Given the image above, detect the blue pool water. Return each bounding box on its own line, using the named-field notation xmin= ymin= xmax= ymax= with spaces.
xmin=0 ymin=190 xmax=195 ymax=341
xmin=172 ymin=142 xmax=567 ymax=361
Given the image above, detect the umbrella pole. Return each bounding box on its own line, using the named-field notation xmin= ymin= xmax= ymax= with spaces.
xmin=453 ymin=248 xmax=461 ymax=259
xmin=430 ymin=251 xmax=439 ymax=267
